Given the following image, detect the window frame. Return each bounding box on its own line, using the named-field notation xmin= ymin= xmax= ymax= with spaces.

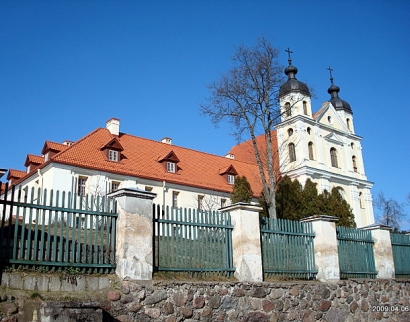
xmin=108 ymin=150 xmax=119 ymax=162
xmin=167 ymin=162 xmax=176 ymax=173
xmin=288 ymin=143 xmax=296 ymax=163
xmin=227 ymin=174 xmax=235 ymax=185
xmin=77 ymin=176 xmax=87 ymax=196
xmin=330 ymin=148 xmax=338 ymax=168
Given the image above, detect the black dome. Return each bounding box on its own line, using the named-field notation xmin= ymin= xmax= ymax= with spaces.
xmin=328 ymin=84 xmax=352 ymax=114
xmin=279 ymin=63 xmax=311 ymax=97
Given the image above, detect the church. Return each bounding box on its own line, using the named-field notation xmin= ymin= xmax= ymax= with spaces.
xmin=3 ymin=59 xmax=374 ymax=228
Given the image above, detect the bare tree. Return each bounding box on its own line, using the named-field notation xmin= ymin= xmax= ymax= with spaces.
xmin=200 ymin=37 xmax=289 ymax=218
xmin=374 ymin=192 xmax=406 ymax=230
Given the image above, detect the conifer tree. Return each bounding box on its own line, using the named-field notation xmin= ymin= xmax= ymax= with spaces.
xmin=299 ymin=179 xmax=321 ymax=218
xmin=275 ymin=176 xmax=303 ymax=220
xmin=319 ymin=188 xmax=356 ymax=227
xmin=231 ymin=175 xmax=254 ymax=204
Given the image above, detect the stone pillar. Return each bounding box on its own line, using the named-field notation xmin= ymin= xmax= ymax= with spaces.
xmin=221 ymin=203 xmax=263 ymax=282
xmin=300 ymin=215 xmax=340 ymax=282
xmin=108 ymin=188 xmax=156 ymax=280
xmin=361 ymin=224 xmax=395 ymax=278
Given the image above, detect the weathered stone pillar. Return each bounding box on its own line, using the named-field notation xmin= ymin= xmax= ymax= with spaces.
xmin=361 ymin=224 xmax=395 ymax=278
xmin=108 ymin=188 xmax=156 ymax=280
xmin=221 ymin=203 xmax=263 ymax=282
xmin=300 ymin=215 xmax=340 ymax=282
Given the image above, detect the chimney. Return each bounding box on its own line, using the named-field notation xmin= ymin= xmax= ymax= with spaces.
xmin=62 ymin=140 xmax=74 ymax=146
xmin=106 ymin=118 xmax=120 ymax=135
xmin=225 ymin=153 xmax=234 ymax=160
xmin=161 ymin=137 xmax=172 ymax=145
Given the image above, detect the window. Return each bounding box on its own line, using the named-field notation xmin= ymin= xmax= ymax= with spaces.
xmin=307 ymin=127 xmax=311 ymax=135
xmin=109 ymin=150 xmax=119 ymax=162
xmin=359 ymin=192 xmax=365 ymax=208
xmin=351 ymin=142 xmax=354 ymax=149
xmin=308 ymin=142 xmax=314 ymax=160
xmin=198 ymin=195 xmax=204 ymax=210
xmin=288 ymin=143 xmax=296 ymax=162
xmin=221 ymin=198 xmax=227 ymax=208
xmin=288 ymin=128 xmax=293 ymax=136
xmin=303 ymin=101 xmax=308 ymax=115
xmin=145 ymin=186 xmax=153 ymax=192
xmin=330 ymin=148 xmax=338 ymax=167
xmin=327 ymin=115 xmax=333 ymax=124
xmin=346 ymin=118 xmax=351 ymax=131
xmin=227 ymin=174 xmax=235 ymax=185
xmin=285 ymin=102 xmax=291 ymax=117
xmin=172 ymin=191 xmax=179 ymax=208
xmin=77 ymin=177 xmax=87 ymax=196
xmin=352 ymin=156 xmax=357 ymax=172
xmin=111 ymin=181 xmax=120 ymax=192
xmin=167 ymin=162 xmax=175 ymax=173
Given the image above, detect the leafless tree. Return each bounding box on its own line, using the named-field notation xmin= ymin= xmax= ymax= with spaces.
xmin=200 ymin=37 xmax=291 ymax=218
xmin=374 ymin=191 xmax=406 ymax=230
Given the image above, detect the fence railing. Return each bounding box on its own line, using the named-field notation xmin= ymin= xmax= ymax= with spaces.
xmin=0 ymin=183 xmax=117 ymax=273
xmin=390 ymin=233 xmax=410 ymax=278
xmin=153 ymin=205 xmax=234 ymax=277
xmin=336 ymin=226 xmax=377 ymax=279
xmin=260 ymin=217 xmax=317 ymax=280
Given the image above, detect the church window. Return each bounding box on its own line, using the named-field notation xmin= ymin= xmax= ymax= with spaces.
xmin=328 ymin=116 xmax=333 ymax=124
xmin=288 ymin=128 xmax=293 ymax=136
xmin=352 ymin=156 xmax=357 ymax=172
xmin=289 ymin=143 xmax=296 ymax=162
xmin=285 ymin=102 xmax=291 ymax=117
xmin=346 ymin=118 xmax=351 ymax=131
xmin=351 ymin=142 xmax=354 ymax=149
xmin=330 ymin=148 xmax=338 ymax=168
xmin=303 ymin=101 xmax=308 ymax=115
xmin=307 ymin=127 xmax=311 ymax=135
xmin=359 ymin=192 xmax=365 ymax=208
xmin=308 ymin=142 xmax=314 ymax=160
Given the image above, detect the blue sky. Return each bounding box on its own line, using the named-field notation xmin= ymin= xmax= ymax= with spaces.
xmin=1 ymin=1 xmax=409 ymax=228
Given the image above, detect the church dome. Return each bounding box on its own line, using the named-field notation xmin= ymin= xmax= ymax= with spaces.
xmin=279 ymin=60 xmax=311 ymax=98
xmin=328 ymin=81 xmax=352 ymax=114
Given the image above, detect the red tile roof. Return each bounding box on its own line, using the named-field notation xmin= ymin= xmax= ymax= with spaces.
xmin=7 ymin=169 xmax=26 ymax=181
xmin=47 ymin=128 xmax=265 ymax=196
xmin=24 ymin=154 xmax=44 ymax=167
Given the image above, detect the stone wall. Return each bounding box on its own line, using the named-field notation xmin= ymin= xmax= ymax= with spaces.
xmin=2 ymin=273 xmax=409 ymax=321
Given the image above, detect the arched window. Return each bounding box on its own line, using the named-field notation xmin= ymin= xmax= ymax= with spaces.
xmin=359 ymin=192 xmax=365 ymax=208
xmin=330 ymin=148 xmax=338 ymax=168
xmin=289 ymin=143 xmax=296 ymax=162
xmin=303 ymin=101 xmax=308 ymax=115
xmin=288 ymin=128 xmax=293 ymax=136
xmin=307 ymin=127 xmax=311 ymax=135
xmin=308 ymin=142 xmax=314 ymax=160
xmin=346 ymin=118 xmax=351 ymax=131
xmin=285 ymin=102 xmax=291 ymax=117
xmin=352 ymin=156 xmax=357 ymax=172
xmin=337 ymin=187 xmax=345 ymax=199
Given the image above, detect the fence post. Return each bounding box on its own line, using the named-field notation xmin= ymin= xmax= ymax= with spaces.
xmin=300 ymin=215 xmax=340 ymax=282
xmin=361 ymin=224 xmax=395 ymax=278
xmin=108 ymin=188 xmax=156 ymax=280
xmin=221 ymin=202 xmax=263 ymax=282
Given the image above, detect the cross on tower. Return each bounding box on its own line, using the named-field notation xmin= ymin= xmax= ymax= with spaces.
xmin=327 ymin=66 xmax=334 ymax=84
xmin=285 ymin=48 xmax=293 ymax=65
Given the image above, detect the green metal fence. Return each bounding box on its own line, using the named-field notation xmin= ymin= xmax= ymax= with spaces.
xmin=390 ymin=233 xmax=410 ymax=278
xmin=0 ymin=183 xmax=117 ymax=273
xmin=153 ymin=205 xmax=234 ymax=277
xmin=336 ymin=226 xmax=377 ymax=279
xmin=260 ymin=217 xmax=317 ymax=280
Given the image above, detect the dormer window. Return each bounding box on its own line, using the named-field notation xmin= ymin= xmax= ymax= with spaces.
xmin=219 ymin=164 xmax=238 ymax=185
xmin=158 ymin=151 xmax=180 ymax=174
xmin=228 ymin=174 xmax=235 ymax=185
xmin=167 ymin=162 xmax=176 ymax=173
xmin=101 ymin=138 xmax=124 ymax=162
xmin=109 ymin=150 xmax=119 ymax=162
